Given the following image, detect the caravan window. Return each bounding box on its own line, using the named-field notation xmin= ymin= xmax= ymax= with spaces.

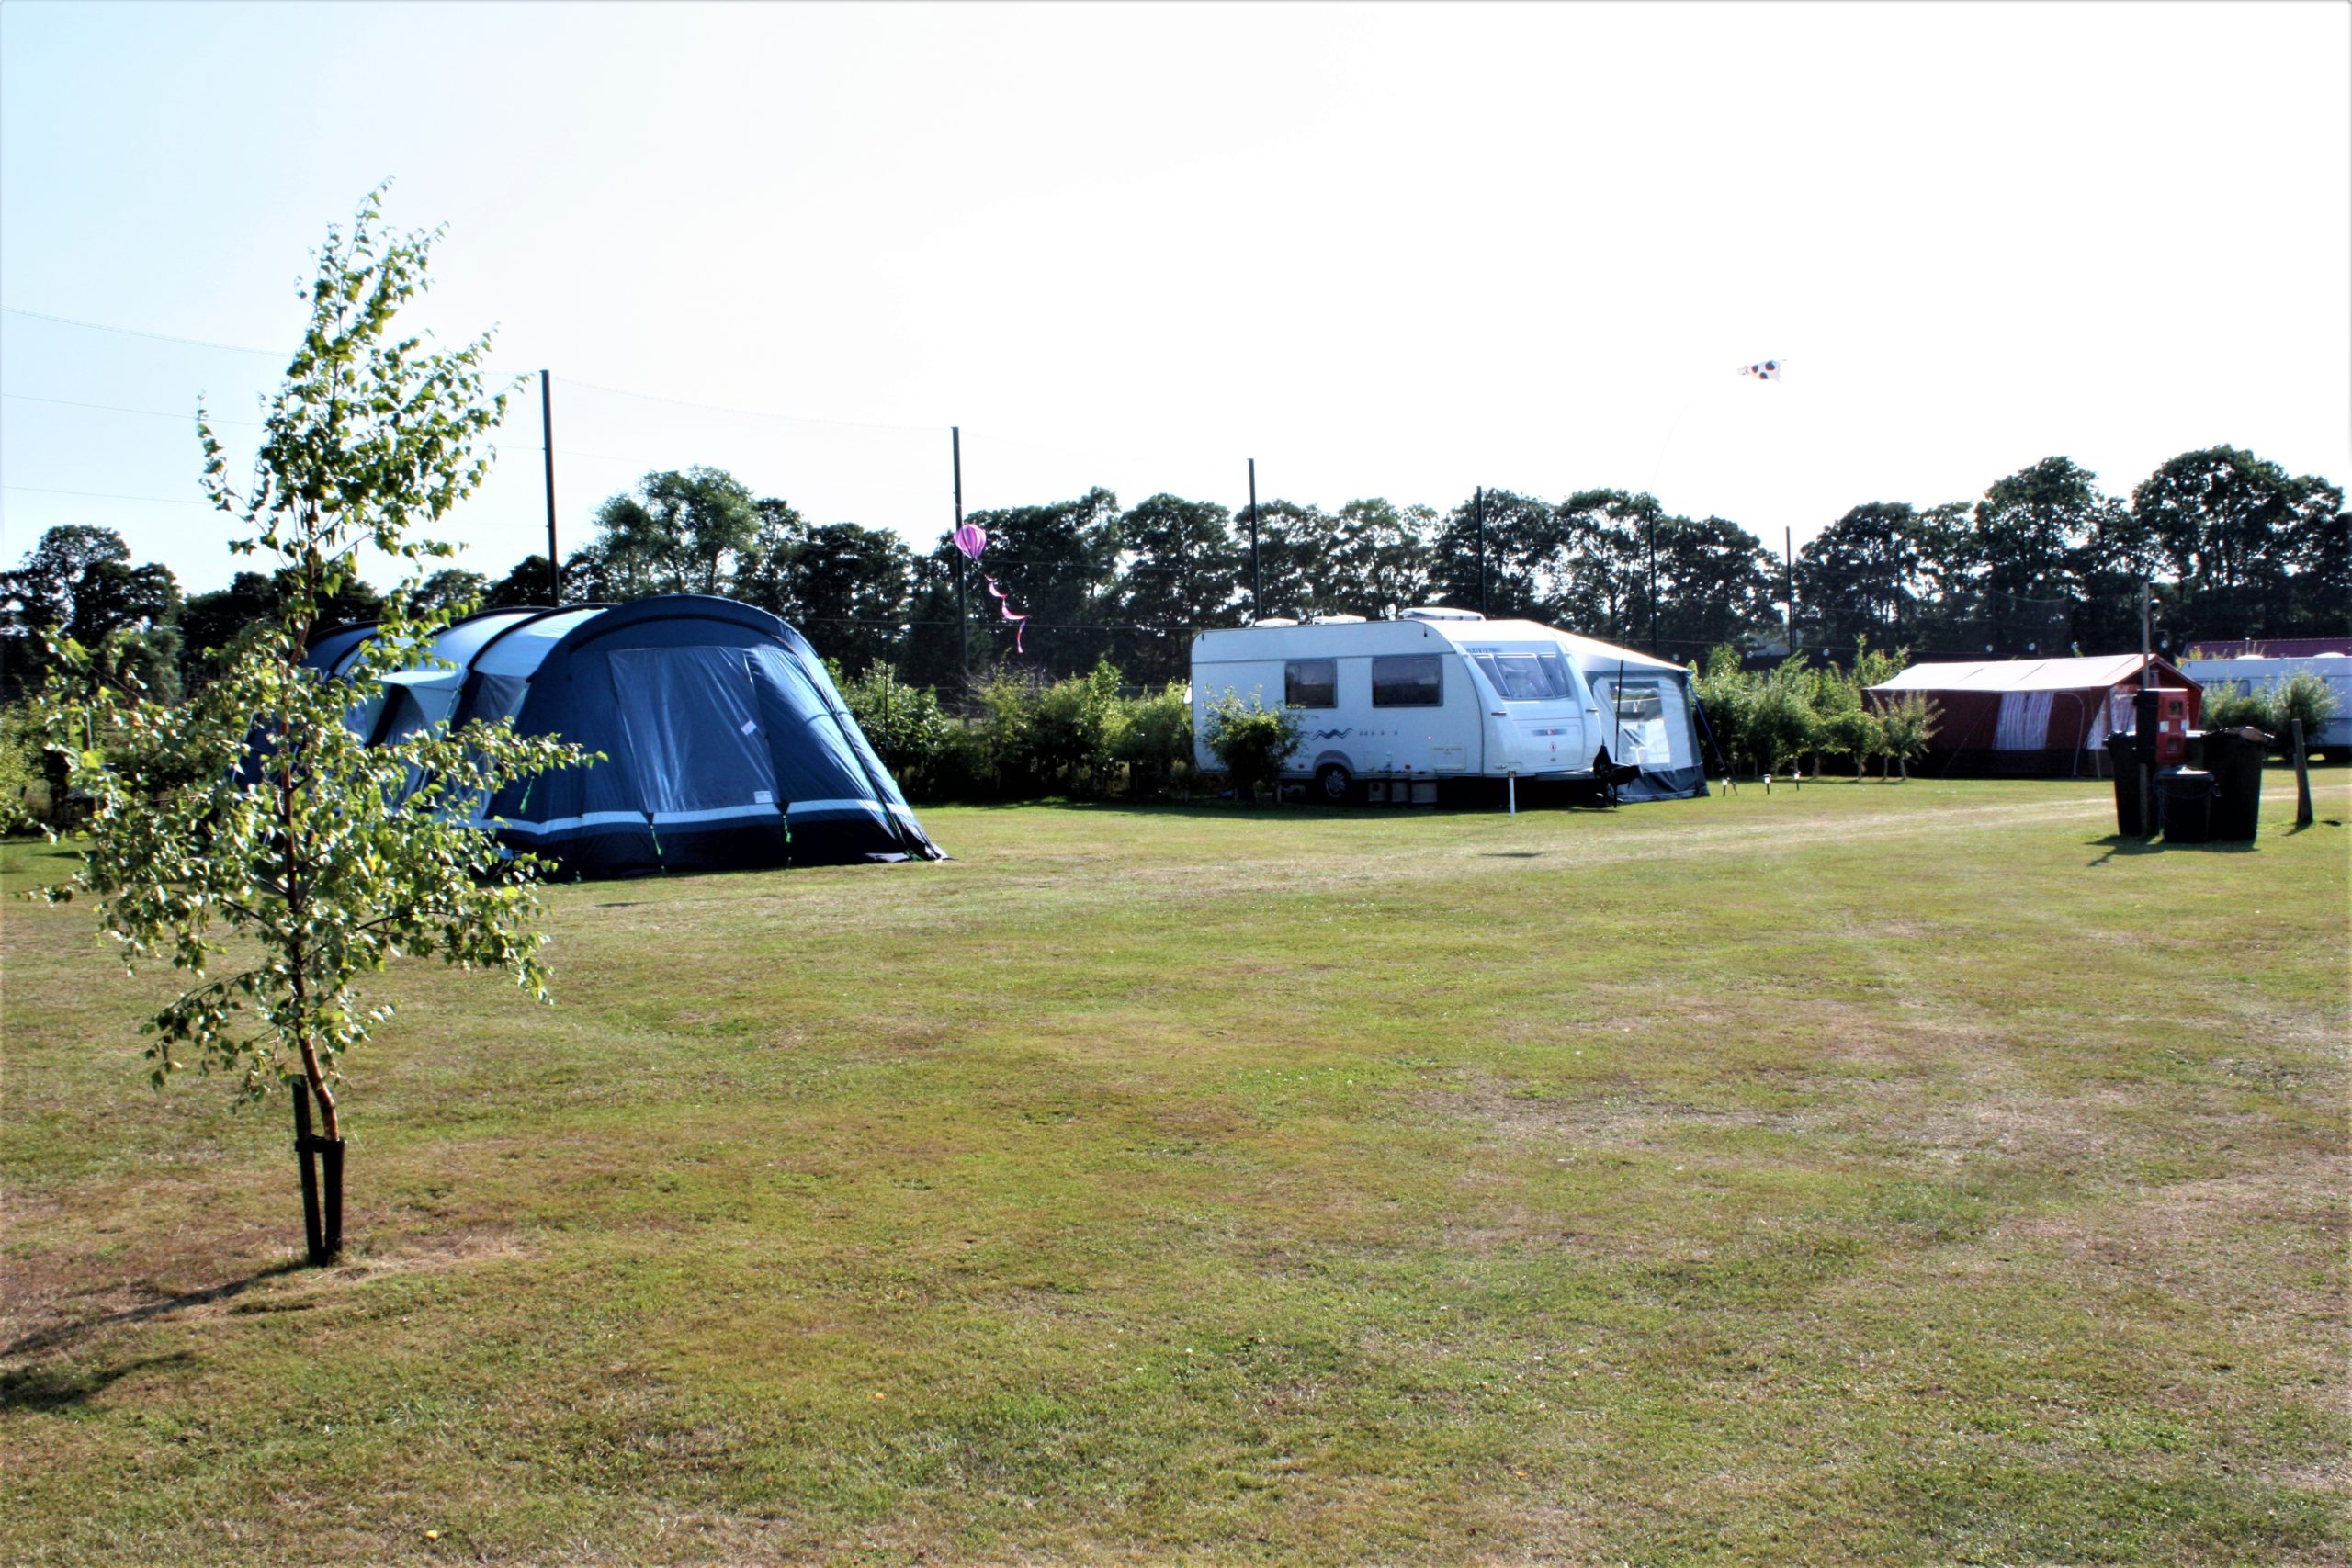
xmin=1473 ymin=652 xmax=1576 ymax=703
xmin=1285 ymin=659 xmax=1338 ymax=708
xmin=1371 ymin=655 xmax=1442 ymax=706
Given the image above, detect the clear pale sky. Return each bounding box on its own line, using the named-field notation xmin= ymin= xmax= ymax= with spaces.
xmin=4 ymin=1 xmax=2346 ymax=594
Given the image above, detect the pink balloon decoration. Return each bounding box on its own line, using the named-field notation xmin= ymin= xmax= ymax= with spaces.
xmin=953 ymin=524 xmax=988 ymax=561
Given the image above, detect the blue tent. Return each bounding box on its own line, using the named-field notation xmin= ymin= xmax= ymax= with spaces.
xmin=309 ymin=595 xmax=942 ymax=877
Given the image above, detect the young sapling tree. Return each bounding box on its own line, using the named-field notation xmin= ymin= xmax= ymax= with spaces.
xmin=26 ymin=190 xmax=588 ymax=1263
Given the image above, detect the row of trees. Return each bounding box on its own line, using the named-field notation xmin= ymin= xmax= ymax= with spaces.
xmin=5 ymin=446 xmax=2340 ymax=705
xmin=526 ymin=446 xmax=2346 ymax=688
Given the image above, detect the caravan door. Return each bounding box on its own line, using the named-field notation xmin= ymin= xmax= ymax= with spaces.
xmin=1464 ymin=644 xmax=1589 ymax=776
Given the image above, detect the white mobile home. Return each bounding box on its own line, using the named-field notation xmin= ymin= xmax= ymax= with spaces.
xmin=1189 ymin=610 xmax=1709 ymax=804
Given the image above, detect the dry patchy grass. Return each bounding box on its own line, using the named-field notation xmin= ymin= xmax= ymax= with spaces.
xmin=4 ymin=773 xmax=2347 ymax=1565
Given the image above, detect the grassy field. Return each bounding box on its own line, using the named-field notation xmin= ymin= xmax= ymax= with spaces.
xmin=4 ymin=774 xmax=2346 ymax=1566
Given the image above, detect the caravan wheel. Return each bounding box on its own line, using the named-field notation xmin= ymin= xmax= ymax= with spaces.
xmin=1315 ymin=762 xmax=1354 ymax=805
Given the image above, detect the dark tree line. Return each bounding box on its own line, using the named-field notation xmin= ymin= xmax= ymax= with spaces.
xmin=530 ymin=446 xmax=2339 ymax=686
xmin=5 ymin=444 xmax=2341 ymax=707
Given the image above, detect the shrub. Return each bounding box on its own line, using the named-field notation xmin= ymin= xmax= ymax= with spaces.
xmin=967 ymin=669 xmax=1039 ymax=798
xmin=2271 ymin=671 xmax=2340 ymax=746
xmin=2199 ymin=681 xmax=2270 ymax=732
xmin=1748 ymin=658 xmax=1824 ymax=774
xmin=1117 ymin=682 xmax=1196 ymax=798
xmin=1693 ymin=646 xmax=1756 ymax=777
xmin=1200 ymin=687 xmax=1302 ymax=804
xmin=0 ymin=704 xmax=45 ymax=828
xmin=1028 ymin=659 xmax=1128 ymax=797
xmin=1822 ymin=705 xmax=1886 ymax=778
xmin=836 ymin=665 xmax=956 ymax=795
xmin=1876 ymin=692 xmax=1940 ymax=780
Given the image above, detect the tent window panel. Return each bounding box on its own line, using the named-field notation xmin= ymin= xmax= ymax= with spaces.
xmin=1371 ymin=655 xmax=1442 ymax=707
xmin=1593 ymin=675 xmax=1686 ymax=767
xmin=1285 ymin=659 xmax=1338 ymax=708
xmin=1591 ymin=676 xmax=1666 ymax=723
xmin=605 ymin=646 xmax=781 ymax=814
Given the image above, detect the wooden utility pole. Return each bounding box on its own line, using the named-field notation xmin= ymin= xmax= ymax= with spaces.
xmin=1248 ymin=458 xmax=1261 ymax=624
xmin=2294 ymin=719 xmax=2314 ymax=828
xmin=1784 ymin=526 xmax=1795 ymax=653
xmin=540 ymin=370 xmax=560 ymax=604
xmin=953 ymin=426 xmax=967 ymax=688
xmin=1647 ymin=513 xmax=1658 ymax=654
xmin=1476 ymin=486 xmax=1487 ymax=616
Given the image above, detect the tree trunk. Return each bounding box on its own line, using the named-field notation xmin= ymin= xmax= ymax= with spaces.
xmin=290 ymin=1078 xmax=345 ymax=1266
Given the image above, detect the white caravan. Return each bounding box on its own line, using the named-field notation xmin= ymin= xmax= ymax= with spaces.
xmin=1189 ymin=609 xmax=1709 ymax=805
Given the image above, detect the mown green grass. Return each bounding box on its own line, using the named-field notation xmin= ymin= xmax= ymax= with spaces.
xmin=4 ymin=775 xmax=2346 ymax=1565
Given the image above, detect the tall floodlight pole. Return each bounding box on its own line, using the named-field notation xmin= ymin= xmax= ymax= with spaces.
xmin=540 ymin=370 xmax=560 ymax=604
xmin=2141 ymin=581 xmax=2153 ymax=688
xmin=1476 ymin=486 xmax=1488 ymax=616
xmin=954 ymin=426 xmax=968 ymax=688
xmin=1248 ymin=458 xmax=1261 ymax=624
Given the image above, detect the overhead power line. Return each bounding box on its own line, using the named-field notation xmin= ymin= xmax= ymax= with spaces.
xmin=2 ymin=306 xmax=283 ymax=357
xmin=3 ymin=483 xmax=213 ymax=507
xmin=2 ymin=391 xmax=264 ymax=428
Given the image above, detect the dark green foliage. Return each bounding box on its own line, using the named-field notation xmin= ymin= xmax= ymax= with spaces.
xmin=179 ymin=570 xmax=383 ymax=686
xmin=481 ymin=554 xmax=557 ymax=609
xmin=1691 ymin=641 xmax=1931 ymax=779
xmin=2132 ymin=446 xmax=2346 ymax=642
xmin=577 ymin=466 xmax=762 ymax=599
xmin=2199 ymin=681 xmax=2272 ymax=732
xmin=834 ymin=663 xmax=956 ymax=795
xmin=1025 ymin=659 xmax=1128 ymax=797
xmin=1199 ymin=686 xmax=1304 ymax=803
xmin=1114 ymin=681 xmax=1197 ymax=798
xmin=1795 ymin=502 xmax=1930 ymax=648
xmin=502 ymin=443 xmax=2335 ymax=693
xmin=0 ymin=525 xmax=183 ymax=705
xmin=410 ymin=568 xmax=489 ymax=615
xmin=2197 ymin=671 xmax=2340 ymax=752
xmin=740 ymin=519 xmax=912 ymax=675
xmin=955 ymin=488 xmax=1124 ymax=679
xmin=1107 ymin=492 xmax=1241 ymax=684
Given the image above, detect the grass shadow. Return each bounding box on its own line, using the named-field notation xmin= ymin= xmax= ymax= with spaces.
xmin=0 ymin=1351 xmax=198 ymax=1414
xmin=2087 ymin=834 xmax=2262 ymax=865
xmin=2 ymin=1260 xmax=305 ymax=1362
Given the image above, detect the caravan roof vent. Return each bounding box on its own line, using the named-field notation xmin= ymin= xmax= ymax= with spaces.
xmin=1306 ymin=614 xmax=1369 ymax=625
xmin=1402 ymin=605 xmax=1486 ymax=621
xmin=1253 ymin=616 xmax=1298 ymax=627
